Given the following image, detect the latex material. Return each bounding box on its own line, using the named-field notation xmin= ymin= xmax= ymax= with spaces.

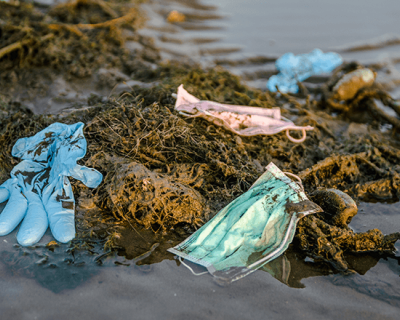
xmin=168 ymin=163 xmax=322 ymax=283
xmin=175 ymin=85 xmax=314 ymax=143
xmin=267 ymin=49 xmax=343 ymax=93
xmin=0 ymin=122 xmax=103 ymax=246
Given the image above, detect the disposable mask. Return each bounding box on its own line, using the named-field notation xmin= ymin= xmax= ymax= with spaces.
xmin=168 ymin=163 xmax=322 ymax=283
xmin=174 ymin=85 xmax=314 ymax=143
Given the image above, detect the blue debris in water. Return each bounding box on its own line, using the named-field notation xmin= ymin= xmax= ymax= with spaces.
xmin=267 ymin=49 xmax=343 ymax=94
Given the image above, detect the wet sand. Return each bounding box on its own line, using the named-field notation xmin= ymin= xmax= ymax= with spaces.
xmin=1 ymin=0 xmax=400 ymax=319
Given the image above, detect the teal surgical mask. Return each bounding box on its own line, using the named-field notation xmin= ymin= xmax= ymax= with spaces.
xmin=168 ymin=163 xmax=322 ymax=283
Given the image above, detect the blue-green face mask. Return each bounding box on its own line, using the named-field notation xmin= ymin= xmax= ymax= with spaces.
xmin=168 ymin=163 xmax=322 ymax=283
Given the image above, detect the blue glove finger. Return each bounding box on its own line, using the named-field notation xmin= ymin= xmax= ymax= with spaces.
xmin=44 ymin=177 xmax=75 ymax=243
xmin=69 ymin=165 xmax=103 ymax=188
xmin=0 ymin=188 xmax=9 ymax=203
xmin=17 ymin=191 xmax=49 ymax=246
xmin=0 ymin=182 xmax=28 ymax=236
xmin=0 ymin=179 xmax=12 ymax=203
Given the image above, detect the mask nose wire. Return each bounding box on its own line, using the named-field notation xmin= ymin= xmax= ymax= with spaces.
xmin=283 ymin=172 xmax=304 ymax=190
xmin=286 ymin=128 xmax=306 ymax=143
xmin=178 ymin=256 xmax=208 ymax=276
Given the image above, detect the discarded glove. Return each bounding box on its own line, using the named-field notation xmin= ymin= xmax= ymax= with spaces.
xmin=0 ymin=122 xmax=103 ymax=246
xmin=174 ymin=85 xmax=314 ymax=143
xmin=267 ymin=49 xmax=343 ymax=93
xmin=168 ymin=163 xmax=322 ymax=283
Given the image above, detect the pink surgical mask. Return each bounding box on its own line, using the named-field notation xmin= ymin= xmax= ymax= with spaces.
xmin=174 ymin=85 xmax=313 ymax=143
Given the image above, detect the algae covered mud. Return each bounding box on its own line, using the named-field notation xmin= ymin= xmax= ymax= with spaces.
xmin=1 ymin=0 xmax=400 ymax=318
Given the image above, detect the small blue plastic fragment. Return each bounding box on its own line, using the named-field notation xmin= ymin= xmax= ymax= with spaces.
xmin=267 ymin=49 xmax=343 ymax=93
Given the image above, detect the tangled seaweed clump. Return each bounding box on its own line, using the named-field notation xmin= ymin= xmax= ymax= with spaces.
xmin=2 ymin=60 xmax=400 ymax=272
xmin=2 ymin=62 xmax=400 ymax=271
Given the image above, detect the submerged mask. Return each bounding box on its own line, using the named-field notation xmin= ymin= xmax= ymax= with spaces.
xmin=168 ymin=163 xmax=322 ymax=283
xmin=174 ymin=85 xmax=314 ymax=143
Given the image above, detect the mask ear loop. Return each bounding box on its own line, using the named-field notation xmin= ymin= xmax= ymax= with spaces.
xmin=286 ymin=128 xmax=306 ymax=143
xmin=178 ymin=256 xmax=208 ymax=276
xmin=283 ymin=172 xmax=304 ymax=190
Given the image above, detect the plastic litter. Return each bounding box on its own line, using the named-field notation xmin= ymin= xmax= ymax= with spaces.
xmin=0 ymin=122 xmax=103 ymax=246
xmin=168 ymin=163 xmax=322 ymax=283
xmin=174 ymin=85 xmax=314 ymax=143
xmin=267 ymin=49 xmax=343 ymax=93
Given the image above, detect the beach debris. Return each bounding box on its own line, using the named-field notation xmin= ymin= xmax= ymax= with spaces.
xmin=324 ymin=68 xmax=377 ymax=107
xmin=167 ymin=10 xmax=186 ymax=23
xmin=168 ymin=163 xmax=322 ymax=283
xmin=174 ymin=85 xmax=314 ymax=143
xmin=0 ymin=122 xmax=103 ymax=246
xmin=332 ymin=68 xmax=376 ymax=101
xmin=267 ymin=49 xmax=343 ymax=93
xmin=322 ymin=64 xmax=400 ymax=131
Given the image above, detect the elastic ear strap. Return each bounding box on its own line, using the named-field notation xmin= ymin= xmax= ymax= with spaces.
xmin=178 ymin=256 xmax=208 ymax=276
xmin=283 ymin=171 xmax=304 ymax=190
xmin=286 ymin=128 xmax=306 ymax=143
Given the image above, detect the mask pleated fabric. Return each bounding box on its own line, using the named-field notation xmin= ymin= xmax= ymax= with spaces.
xmin=168 ymin=162 xmax=322 ymax=283
xmin=174 ymin=85 xmax=314 ymax=143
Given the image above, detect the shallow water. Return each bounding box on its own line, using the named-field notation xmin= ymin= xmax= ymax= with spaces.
xmin=2 ymin=0 xmax=400 ymax=318
xmin=1 ymin=201 xmax=400 ymax=319
xmin=141 ymin=0 xmax=400 ymax=90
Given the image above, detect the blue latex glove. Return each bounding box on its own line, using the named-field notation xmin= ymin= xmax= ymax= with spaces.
xmin=0 ymin=122 xmax=102 ymax=246
xmin=267 ymin=49 xmax=343 ymax=93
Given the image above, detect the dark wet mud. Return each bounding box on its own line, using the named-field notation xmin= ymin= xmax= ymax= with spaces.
xmin=1 ymin=0 xmax=400 ymax=319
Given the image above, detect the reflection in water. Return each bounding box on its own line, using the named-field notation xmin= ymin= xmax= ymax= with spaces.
xmin=0 ymin=194 xmax=399 ymax=298
xmin=114 ymin=218 xmax=399 ymax=291
xmin=0 ymin=213 xmax=398 ymax=294
xmin=259 ymin=246 xmax=400 ymax=290
xmin=257 ymin=202 xmax=400 ymax=297
xmin=330 ymin=256 xmax=400 ymax=307
xmin=115 ymin=225 xmax=185 ymax=266
xmin=0 ymin=239 xmax=102 ymax=293
xmin=261 ymin=247 xmax=334 ymax=288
